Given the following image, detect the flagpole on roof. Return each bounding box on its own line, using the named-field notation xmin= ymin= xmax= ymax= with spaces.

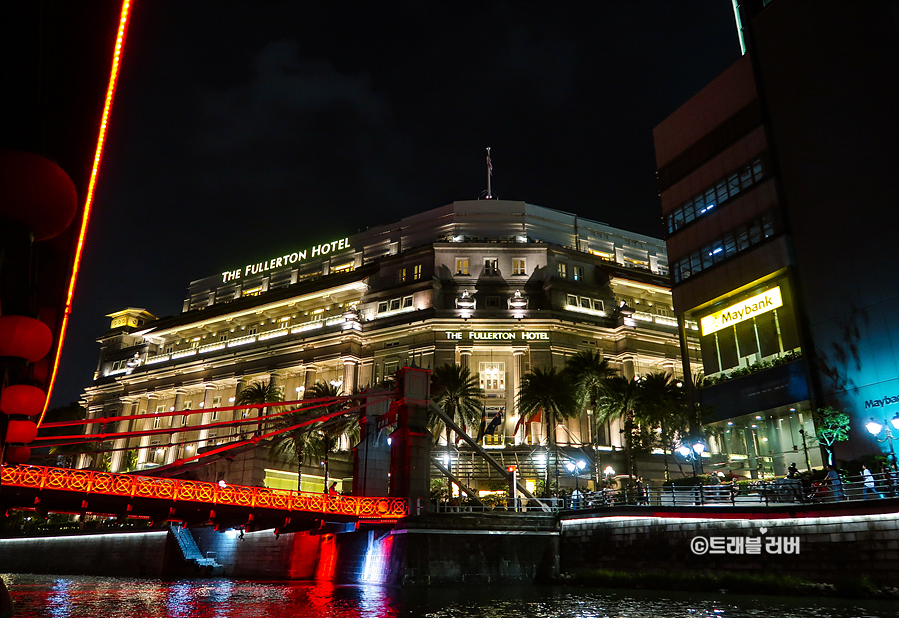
xmin=486 ymin=147 xmax=493 ymax=199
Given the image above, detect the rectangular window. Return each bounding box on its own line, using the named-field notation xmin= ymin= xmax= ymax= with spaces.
xmin=478 ymin=362 xmax=505 ymax=391
xmin=389 ymin=298 xmax=401 ymax=311
xmin=413 ymin=264 xmax=422 ymax=280
xmin=377 ymin=301 xmax=388 ymax=313
xmin=566 ymin=294 xmax=578 ymax=306
xmin=402 ymin=295 xmax=413 ymax=308
xmin=667 ymin=157 xmax=767 ymax=234
xmin=484 ymin=258 xmax=498 ymax=276
xmin=580 ymin=297 xmax=591 ymax=309
xmin=398 ymin=268 xmax=407 ymax=283
xmin=455 ymin=258 xmax=469 ymax=275
xmin=592 ymin=299 xmax=604 ymax=312
xmin=558 ymin=263 xmax=568 ymax=278
xmin=512 ymin=259 xmax=526 ymax=275
xmin=153 ymin=405 xmax=166 ymax=429
xmin=573 ymin=266 xmax=584 ymax=281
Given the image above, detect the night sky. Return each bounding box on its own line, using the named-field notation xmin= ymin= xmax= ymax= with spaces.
xmin=51 ymin=1 xmax=742 ymax=407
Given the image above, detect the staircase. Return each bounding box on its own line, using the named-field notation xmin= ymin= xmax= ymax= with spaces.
xmin=432 ymin=446 xmax=592 ymax=486
xmin=170 ymin=524 xmax=222 ymax=571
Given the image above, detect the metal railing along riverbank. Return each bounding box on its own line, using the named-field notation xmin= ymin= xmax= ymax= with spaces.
xmin=427 ymin=471 xmax=899 ymax=513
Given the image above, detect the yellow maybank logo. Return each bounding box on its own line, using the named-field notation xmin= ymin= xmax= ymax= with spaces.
xmin=701 ymin=287 xmax=783 ymax=336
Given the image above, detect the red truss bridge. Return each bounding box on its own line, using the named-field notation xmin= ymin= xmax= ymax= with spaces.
xmin=2 ymin=388 xmax=414 ymax=531
xmin=1 ymin=464 xmax=408 ymax=531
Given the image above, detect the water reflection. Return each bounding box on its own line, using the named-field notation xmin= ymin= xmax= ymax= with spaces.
xmin=4 ymin=574 xmax=899 ymax=618
xmin=47 ymin=578 xmax=71 ymax=618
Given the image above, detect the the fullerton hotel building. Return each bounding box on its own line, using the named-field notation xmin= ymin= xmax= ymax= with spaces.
xmin=82 ymin=200 xmax=700 ymax=488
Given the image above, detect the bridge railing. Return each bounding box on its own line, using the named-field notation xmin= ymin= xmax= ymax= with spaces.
xmin=0 ymin=464 xmax=408 ymax=520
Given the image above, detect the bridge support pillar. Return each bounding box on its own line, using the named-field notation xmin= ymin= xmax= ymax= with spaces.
xmin=389 ymin=367 xmax=432 ymax=514
xmin=352 ymin=391 xmax=392 ymax=497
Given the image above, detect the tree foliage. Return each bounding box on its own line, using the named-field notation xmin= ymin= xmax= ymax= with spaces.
xmin=814 ymin=406 xmax=850 ymax=465
xmin=563 ymin=351 xmax=616 ymax=415
xmin=303 ymin=381 xmax=359 ymax=488
xmin=429 ymin=364 xmax=484 ymax=445
xmin=517 ymin=366 xmax=578 ymax=447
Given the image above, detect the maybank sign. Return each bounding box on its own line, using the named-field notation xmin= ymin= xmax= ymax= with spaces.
xmin=221 ymin=237 xmax=351 ymax=283
xmin=700 ymin=287 xmax=783 ymax=336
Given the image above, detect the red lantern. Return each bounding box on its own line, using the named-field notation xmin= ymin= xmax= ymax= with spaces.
xmin=0 ymin=384 xmax=46 ymax=416
xmin=4 ymin=446 xmax=30 ymax=464
xmin=0 ymin=150 xmax=78 ymax=241
xmin=0 ymin=315 xmax=53 ymax=362
xmin=5 ymin=419 xmax=38 ymax=444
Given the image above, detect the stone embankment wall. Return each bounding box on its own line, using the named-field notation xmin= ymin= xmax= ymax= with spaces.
xmin=380 ymin=513 xmax=560 ymax=586
xmin=0 ymin=530 xmax=176 ymax=577
xmin=560 ymin=505 xmax=899 ymax=585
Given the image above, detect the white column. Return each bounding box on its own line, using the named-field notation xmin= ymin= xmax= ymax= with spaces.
xmin=293 ymin=365 xmax=307 ymax=399
xmin=511 ymin=347 xmax=526 ymax=445
xmin=109 ymin=401 xmax=134 ymax=472
xmin=164 ymin=390 xmax=185 ymax=465
xmin=342 ymin=356 xmax=359 ymax=395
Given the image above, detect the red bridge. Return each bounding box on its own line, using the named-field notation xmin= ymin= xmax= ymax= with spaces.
xmin=1 ymin=465 xmax=408 ymax=532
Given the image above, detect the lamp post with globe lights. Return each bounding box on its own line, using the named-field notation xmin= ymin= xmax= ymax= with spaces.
xmin=565 ymin=459 xmax=587 ymax=507
xmin=677 ymin=441 xmax=706 ymax=477
xmin=865 ymin=414 xmax=899 ymax=467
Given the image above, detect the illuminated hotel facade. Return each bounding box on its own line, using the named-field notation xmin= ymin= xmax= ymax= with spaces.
xmin=83 ymin=200 xmax=699 ymax=488
xmin=655 ymin=1 xmax=899 ymax=476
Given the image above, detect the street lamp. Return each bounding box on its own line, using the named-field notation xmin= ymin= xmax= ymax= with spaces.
xmin=677 ymin=441 xmax=705 ymax=476
xmin=565 ymin=460 xmax=587 ymax=500
xmin=866 ymin=414 xmax=899 ymax=466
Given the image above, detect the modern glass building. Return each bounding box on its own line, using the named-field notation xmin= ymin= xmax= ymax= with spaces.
xmin=655 ymin=0 xmax=899 ymax=476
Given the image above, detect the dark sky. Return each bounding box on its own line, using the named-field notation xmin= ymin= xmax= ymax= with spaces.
xmin=52 ymin=1 xmax=742 ymax=407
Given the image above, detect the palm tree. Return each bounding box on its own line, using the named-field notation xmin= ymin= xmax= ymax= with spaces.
xmin=303 ymin=381 xmax=358 ymax=490
xmin=430 ymin=364 xmax=484 ymax=478
xmin=235 ymin=380 xmax=283 ymax=437
xmin=269 ymin=416 xmax=310 ymax=491
xmin=563 ymin=351 xmax=617 ymax=422
xmin=517 ymin=366 xmax=578 ymax=494
xmin=49 ymin=441 xmax=99 ymax=469
xmin=595 ymin=375 xmax=639 ymax=478
xmin=636 ymin=372 xmax=689 ymax=480
xmin=237 ymin=380 xmax=305 ymax=490
xmin=563 ymin=351 xmax=617 ymax=483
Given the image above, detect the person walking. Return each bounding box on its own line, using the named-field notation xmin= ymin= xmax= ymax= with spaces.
xmin=635 ymin=477 xmax=647 ymax=506
xmin=825 ymin=464 xmax=844 ymax=502
xmin=861 ymin=464 xmax=881 ymax=499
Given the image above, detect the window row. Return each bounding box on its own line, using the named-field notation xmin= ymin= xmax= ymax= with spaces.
xmin=672 ymin=210 xmax=780 ymax=283
xmin=455 ymin=258 xmax=528 ymax=276
xmin=558 ymin=263 xmax=585 ymax=280
xmin=667 ymin=157 xmax=767 ymax=234
xmin=377 ymin=295 xmax=414 ymax=313
xmin=397 ymin=264 xmax=424 ymax=283
xmin=566 ymin=295 xmax=604 ymax=312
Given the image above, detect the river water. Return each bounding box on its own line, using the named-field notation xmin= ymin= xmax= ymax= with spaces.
xmin=4 ymin=574 xmax=899 ymax=618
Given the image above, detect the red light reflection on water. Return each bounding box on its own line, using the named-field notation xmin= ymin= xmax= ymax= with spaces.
xmin=4 ymin=575 xmax=404 ymax=618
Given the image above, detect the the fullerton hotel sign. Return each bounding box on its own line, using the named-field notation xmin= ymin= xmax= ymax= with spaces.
xmin=221 ymin=237 xmax=351 ymax=283
xmin=445 ymin=331 xmax=549 ymax=341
